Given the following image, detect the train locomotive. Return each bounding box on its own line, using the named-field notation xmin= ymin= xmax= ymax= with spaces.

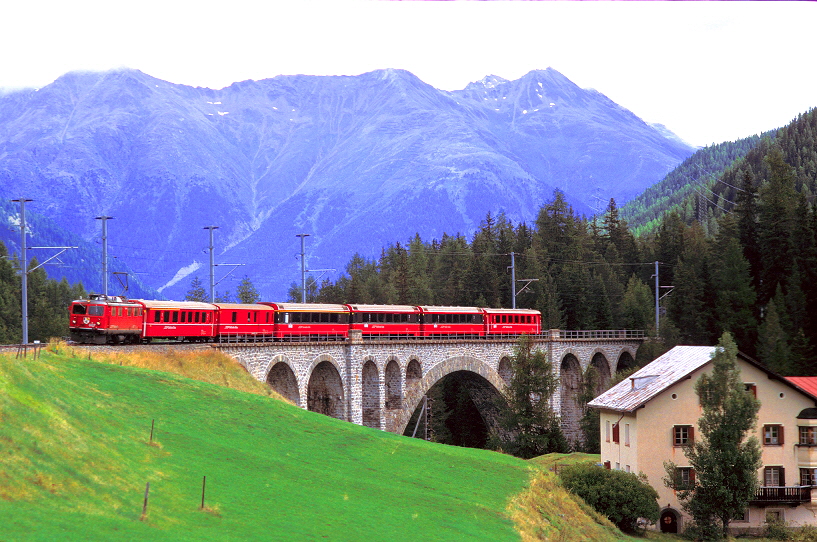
xmin=68 ymin=295 xmax=541 ymax=344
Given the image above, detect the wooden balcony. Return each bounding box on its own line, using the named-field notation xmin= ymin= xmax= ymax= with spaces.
xmin=751 ymin=486 xmax=812 ymax=505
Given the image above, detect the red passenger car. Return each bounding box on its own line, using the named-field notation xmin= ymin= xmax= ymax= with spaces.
xmin=483 ymin=308 xmax=541 ymax=336
xmin=346 ymin=304 xmax=421 ymax=338
xmin=134 ymin=300 xmax=217 ymax=342
xmin=69 ymin=295 xmax=143 ymax=344
xmin=259 ymin=302 xmax=350 ymax=340
xmin=214 ymin=303 xmax=275 ymax=341
xmin=418 ymin=306 xmax=485 ymax=338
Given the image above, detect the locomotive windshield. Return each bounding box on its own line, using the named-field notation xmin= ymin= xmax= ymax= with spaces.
xmin=88 ymin=305 xmax=105 ymax=316
xmin=72 ymin=304 xmax=87 ymax=315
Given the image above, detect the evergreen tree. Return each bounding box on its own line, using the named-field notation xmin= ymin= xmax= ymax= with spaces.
xmin=664 ymin=333 xmax=762 ymax=539
xmin=236 ymin=276 xmax=260 ymax=304
xmin=710 ymin=215 xmax=757 ymax=354
xmin=756 ymin=295 xmax=792 ymax=375
xmin=185 ymin=276 xmax=207 ymax=302
xmin=620 ymin=274 xmax=653 ymax=332
xmin=490 ymin=335 xmax=568 ymax=458
xmin=578 ymin=365 xmax=602 ymax=453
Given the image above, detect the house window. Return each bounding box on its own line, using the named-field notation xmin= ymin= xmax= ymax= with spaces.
xmin=745 ymin=383 xmax=757 ymax=397
xmin=800 ymin=426 xmax=817 ymax=446
xmin=764 ymin=425 xmax=784 ymax=446
xmin=673 ymin=425 xmax=694 ymax=446
xmin=800 ymin=468 xmax=817 ymax=487
xmin=766 ymin=510 xmax=784 ymax=524
xmin=764 ymin=466 xmax=785 ymax=487
xmin=605 ymin=421 xmax=611 ymax=442
xmin=675 ymin=467 xmax=695 ymax=489
xmin=612 ymin=422 xmax=620 ymax=444
xmin=625 ymin=424 xmax=630 ymax=446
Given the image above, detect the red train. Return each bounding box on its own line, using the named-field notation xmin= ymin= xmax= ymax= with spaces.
xmin=68 ymin=295 xmax=541 ymax=344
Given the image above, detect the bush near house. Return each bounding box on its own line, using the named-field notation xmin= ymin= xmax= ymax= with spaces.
xmin=560 ymin=463 xmax=660 ymax=533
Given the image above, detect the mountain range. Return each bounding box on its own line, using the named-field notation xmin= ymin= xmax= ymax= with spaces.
xmin=0 ymin=67 xmax=694 ymax=300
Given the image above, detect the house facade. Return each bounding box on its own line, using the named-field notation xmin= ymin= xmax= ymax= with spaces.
xmin=588 ymin=345 xmax=817 ymax=534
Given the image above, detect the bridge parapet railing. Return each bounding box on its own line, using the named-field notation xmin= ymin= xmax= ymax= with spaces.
xmin=553 ymin=330 xmax=645 ymax=340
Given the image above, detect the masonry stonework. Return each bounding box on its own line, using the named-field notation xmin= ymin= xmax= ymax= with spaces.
xmin=216 ymin=334 xmax=642 ymax=442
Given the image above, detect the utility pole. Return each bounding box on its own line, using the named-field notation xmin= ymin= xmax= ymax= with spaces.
xmin=12 ymin=198 xmax=32 ymax=344
xmin=95 ymin=216 xmax=113 ymax=296
xmin=296 ymin=233 xmax=310 ymax=303
xmin=655 ymin=260 xmax=660 ymax=334
xmin=508 ymin=252 xmax=538 ymax=309
xmin=510 ymin=252 xmax=517 ymax=309
xmin=203 ymin=226 xmax=219 ymax=303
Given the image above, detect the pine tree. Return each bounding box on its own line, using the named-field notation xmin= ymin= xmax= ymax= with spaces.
xmin=185 ymin=277 xmax=207 ymax=302
xmin=489 ymin=335 xmax=568 ymax=458
xmin=664 ymin=333 xmax=761 ymax=539
xmin=710 ymin=215 xmax=757 ymax=354
xmin=236 ymin=275 xmax=260 ymax=304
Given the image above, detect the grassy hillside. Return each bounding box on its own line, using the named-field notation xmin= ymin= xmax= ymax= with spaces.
xmin=0 ymin=346 xmax=636 ymax=541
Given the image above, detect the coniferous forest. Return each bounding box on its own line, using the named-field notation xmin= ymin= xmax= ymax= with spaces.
xmin=308 ymin=108 xmax=817 ymax=378
xmin=0 ymin=241 xmax=86 ymax=343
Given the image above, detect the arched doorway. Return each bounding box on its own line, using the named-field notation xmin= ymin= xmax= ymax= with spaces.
xmin=307 ymin=361 xmax=345 ymax=420
xmin=660 ymin=509 xmax=679 ymax=533
xmin=560 ymin=353 xmax=583 ymax=444
xmin=267 ymin=361 xmax=300 ymax=406
xmin=362 ymin=360 xmax=380 ymax=429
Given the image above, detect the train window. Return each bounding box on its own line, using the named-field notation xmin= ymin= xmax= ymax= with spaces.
xmin=247 ymin=312 xmax=251 ymax=323
xmin=72 ymin=304 xmax=87 ymax=315
xmin=231 ymin=312 xmax=237 ymax=323
xmin=180 ymin=312 xmax=186 ymax=323
xmin=253 ymin=312 xmax=257 ymax=323
xmin=319 ymin=313 xmax=327 ymax=323
xmin=152 ymin=311 xmax=159 ymax=323
xmin=265 ymin=313 xmax=269 ymax=323
xmin=193 ymin=312 xmax=198 ymax=323
xmin=170 ymin=312 xmax=177 ymax=323
xmin=329 ymin=313 xmax=338 ymax=323
xmin=339 ymin=313 xmax=348 ymax=324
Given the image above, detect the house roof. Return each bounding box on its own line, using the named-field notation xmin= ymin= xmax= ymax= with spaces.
xmin=588 ymin=346 xmax=717 ymax=413
xmin=786 ymin=377 xmax=817 ymax=398
xmin=589 ymin=346 xmax=817 ymax=414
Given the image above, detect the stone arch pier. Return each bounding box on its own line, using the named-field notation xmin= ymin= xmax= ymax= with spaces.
xmin=217 ymin=330 xmax=644 ymax=441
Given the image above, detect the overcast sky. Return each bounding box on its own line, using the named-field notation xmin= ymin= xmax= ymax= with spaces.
xmin=2 ymin=1 xmax=814 ymax=147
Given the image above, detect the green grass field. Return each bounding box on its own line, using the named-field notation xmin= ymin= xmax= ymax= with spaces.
xmin=1 ymin=347 xmax=641 ymax=541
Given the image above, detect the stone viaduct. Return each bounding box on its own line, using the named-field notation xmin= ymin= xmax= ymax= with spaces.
xmin=216 ymin=330 xmax=644 ymax=444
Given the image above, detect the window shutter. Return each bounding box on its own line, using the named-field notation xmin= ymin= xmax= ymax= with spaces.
xmin=612 ymin=423 xmax=620 ymax=443
xmin=688 ymin=426 xmax=695 ymax=444
xmin=689 ymin=469 xmax=696 ymax=484
xmin=779 ymin=425 xmax=784 ymax=445
xmin=780 ymin=467 xmax=786 ymax=487
xmin=604 ymin=461 xmax=611 ymax=470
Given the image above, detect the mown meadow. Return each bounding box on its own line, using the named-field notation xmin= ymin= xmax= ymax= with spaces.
xmin=0 ymin=344 xmax=649 ymax=541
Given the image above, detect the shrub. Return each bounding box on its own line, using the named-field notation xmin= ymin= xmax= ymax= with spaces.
xmin=560 ymin=463 xmax=659 ymax=533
